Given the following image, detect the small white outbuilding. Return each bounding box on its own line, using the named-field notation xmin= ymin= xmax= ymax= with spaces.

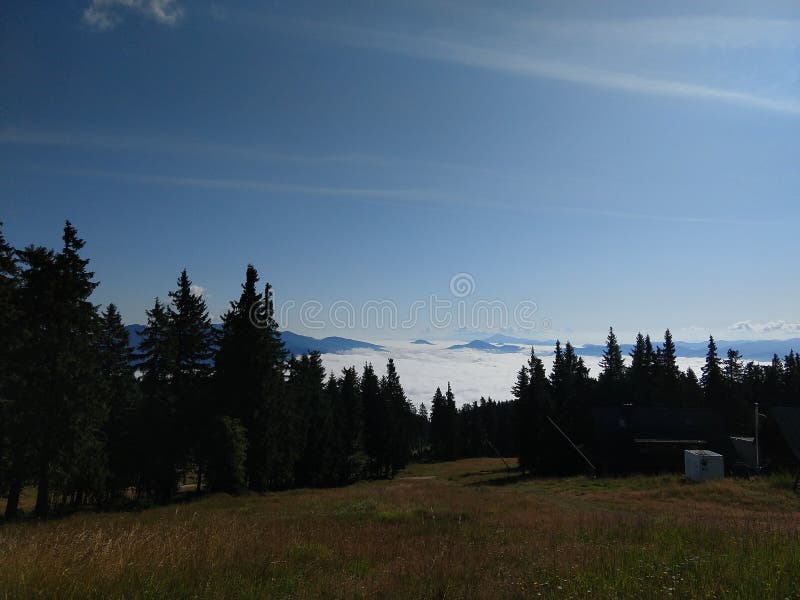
xmin=684 ymin=449 xmax=724 ymax=482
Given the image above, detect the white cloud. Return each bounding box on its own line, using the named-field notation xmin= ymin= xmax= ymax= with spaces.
xmin=190 ymin=284 xmax=206 ymax=298
xmin=320 ymin=341 xmax=711 ymax=408
xmin=730 ymin=320 xmax=800 ymax=336
xmin=83 ymin=0 xmax=184 ymax=31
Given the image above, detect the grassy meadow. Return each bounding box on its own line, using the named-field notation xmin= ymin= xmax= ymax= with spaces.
xmin=1 ymin=459 xmax=799 ymax=599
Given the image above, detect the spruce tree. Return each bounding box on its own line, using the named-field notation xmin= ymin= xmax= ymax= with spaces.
xmin=413 ymin=401 xmax=430 ymax=458
xmin=682 ymin=367 xmax=703 ymax=408
xmin=332 ymin=366 xmax=366 ymax=482
xmin=136 ymin=297 xmax=179 ymax=500
xmin=701 ymin=336 xmax=724 ymax=412
xmin=511 ymin=365 xmax=529 ymax=404
xmin=361 ymin=363 xmax=385 ymax=477
xmin=550 ymin=340 xmax=565 ymax=395
xmin=205 ymin=416 xmax=248 ymax=494
xmin=0 ymin=225 xmax=23 ymax=518
xmin=662 ymin=329 xmax=679 ymax=380
xmin=723 ymin=349 xmax=746 ymax=428
xmin=444 ymin=382 xmax=458 ymax=460
xmin=382 ymin=359 xmax=411 ymax=476
xmin=599 ymin=327 xmax=625 ymax=384
xmin=167 ymin=269 xmax=216 ymax=492
xmin=98 ymin=303 xmax=141 ymax=500
xmin=598 ymin=327 xmax=626 ymax=405
xmin=548 ymin=341 xmax=592 ymax=474
xmin=628 ymin=333 xmax=648 ymax=405
xmin=517 ymin=347 xmax=550 ymax=473
xmin=644 ymin=335 xmax=655 ymax=372
xmin=215 ymin=266 xmax=287 ymax=490
xmin=291 ymin=352 xmax=332 ymax=486
xmin=23 ymin=223 xmax=107 ymax=516
xmin=429 ymin=386 xmax=449 ymax=460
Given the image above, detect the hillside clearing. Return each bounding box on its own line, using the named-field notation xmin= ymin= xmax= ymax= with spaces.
xmin=1 ymin=458 xmax=799 ymax=599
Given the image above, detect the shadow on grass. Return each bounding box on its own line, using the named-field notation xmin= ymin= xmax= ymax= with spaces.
xmin=0 ymin=488 xmax=218 ymax=526
xmin=458 ymin=467 xmax=514 ymax=479
xmin=467 ymin=470 xmax=530 ymax=487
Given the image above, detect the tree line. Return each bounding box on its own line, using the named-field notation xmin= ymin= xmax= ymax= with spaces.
xmin=428 ymin=328 xmax=800 ymax=475
xmin=0 ymin=222 xmax=425 ymax=518
xmin=2 ymin=223 xmax=799 ymax=517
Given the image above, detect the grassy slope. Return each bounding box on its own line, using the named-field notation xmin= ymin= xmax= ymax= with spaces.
xmin=1 ymin=459 xmax=799 ymax=599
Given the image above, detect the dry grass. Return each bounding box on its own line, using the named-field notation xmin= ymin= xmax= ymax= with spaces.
xmin=1 ymin=459 xmax=799 ymax=599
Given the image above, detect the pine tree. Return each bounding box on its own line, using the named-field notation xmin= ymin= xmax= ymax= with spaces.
xmin=9 ymin=223 xmax=109 ymax=516
xmin=682 ymin=367 xmax=703 ymax=408
xmin=98 ymin=303 xmax=141 ymax=500
xmin=414 ymin=401 xmax=430 ymax=458
xmin=723 ymin=349 xmax=744 ymax=385
xmin=0 ymin=224 xmax=24 ymax=518
xmin=168 ymin=269 xmax=215 ymax=383
xmin=291 ymin=352 xmax=332 ymax=486
xmin=167 ymin=269 xmax=216 ymax=492
xmin=599 ymin=327 xmax=625 ymax=384
xmin=429 ymin=386 xmax=450 ymax=460
xmin=598 ymin=327 xmax=626 ymax=405
xmin=723 ymin=348 xmax=746 ymax=428
xmin=361 ymin=363 xmax=385 ymax=477
xmin=418 ymin=402 xmax=428 ymax=421
xmin=511 ymin=365 xmax=529 ymax=404
xmin=548 ymin=341 xmax=592 ymax=474
xmin=628 ymin=333 xmax=648 ymax=405
xmin=517 ymin=347 xmax=550 ymax=473
xmin=662 ymin=329 xmax=679 ymax=381
xmin=215 ymin=266 xmax=287 ymax=491
xmin=137 ymin=298 xmax=174 ymax=393
xmin=701 ymin=336 xmax=724 ymax=412
xmin=206 ymin=416 xmax=248 ymax=494
xmin=332 ymin=366 xmax=366 ymax=482
xmin=444 ymin=382 xmax=458 ymax=460
xmin=644 ymin=335 xmax=655 ymax=372
xmin=550 ymin=340 xmax=565 ymax=395
xmin=136 ymin=297 xmax=179 ymax=500
xmin=650 ymin=329 xmax=679 ymax=408
xmin=382 ymin=359 xmax=411 ymax=476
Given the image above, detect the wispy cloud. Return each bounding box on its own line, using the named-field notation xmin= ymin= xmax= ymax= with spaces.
xmin=37 ymin=166 xmax=463 ymax=208
xmin=83 ymin=0 xmax=184 ymax=31
xmin=14 ymin=164 xmax=772 ymax=227
xmin=556 ymin=205 xmax=779 ymax=226
xmin=0 ymin=127 xmax=511 ymax=181
xmin=516 ymin=16 xmax=800 ymax=50
xmin=287 ymin=18 xmax=800 ymax=116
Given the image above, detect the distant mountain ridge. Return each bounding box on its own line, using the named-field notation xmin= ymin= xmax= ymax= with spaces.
xmin=124 ymin=325 xmax=384 ymax=357
xmin=279 ymin=331 xmax=384 ymax=355
xmin=447 ymin=340 xmax=523 ymax=353
xmin=482 ymin=333 xmax=557 ymax=346
xmin=124 ymin=325 xmax=800 ymax=362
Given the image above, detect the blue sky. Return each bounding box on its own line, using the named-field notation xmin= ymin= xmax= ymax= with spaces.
xmin=2 ymin=0 xmax=799 ymax=344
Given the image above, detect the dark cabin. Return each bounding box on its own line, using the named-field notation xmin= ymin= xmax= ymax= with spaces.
xmin=768 ymin=407 xmax=800 ymax=490
xmin=591 ymin=406 xmax=735 ymax=474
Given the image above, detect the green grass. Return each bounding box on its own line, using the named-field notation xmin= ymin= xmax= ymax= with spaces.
xmin=1 ymin=459 xmax=799 ymax=599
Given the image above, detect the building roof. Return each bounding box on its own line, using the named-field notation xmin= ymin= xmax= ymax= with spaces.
xmin=771 ymin=406 xmax=800 ymax=462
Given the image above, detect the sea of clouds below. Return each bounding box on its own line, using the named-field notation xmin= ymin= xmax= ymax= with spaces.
xmin=320 ymin=341 xmax=719 ymax=408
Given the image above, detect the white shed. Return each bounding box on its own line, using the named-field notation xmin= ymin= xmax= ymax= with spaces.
xmin=684 ymin=449 xmax=724 ymax=482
